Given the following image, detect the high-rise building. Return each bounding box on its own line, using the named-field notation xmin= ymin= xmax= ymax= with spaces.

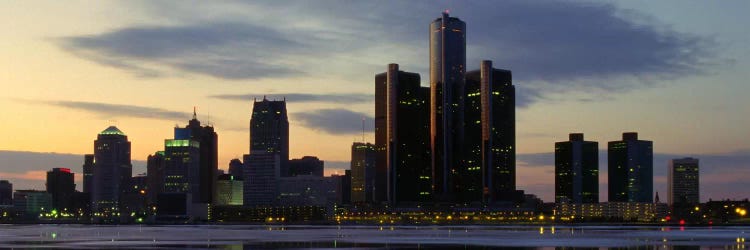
xmin=339 ymin=170 xmax=351 ymax=205
xmin=0 ymin=180 xmax=12 ymax=206
xmin=146 ymin=151 xmax=165 ymax=204
xmin=215 ymin=174 xmax=243 ymax=206
xmin=350 ymin=142 xmax=376 ymax=203
xmin=668 ymin=157 xmax=700 ymax=205
xmin=375 ymin=64 xmax=431 ymax=205
xmin=175 ymin=109 xmax=218 ymax=204
xmin=554 ymin=133 xmax=599 ymax=204
xmin=243 ymin=153 xmax=280 ymax=206
xmin=92 ymin=126 xmax=132 ymax=214
xmin=288 ymin=156 xmax=324 ymax=177
xmin=46 ymin=168 xmax=75 ymax=211
xmin=228 ymin=158 xmax=244 ymax=180
xmin=163 ymin=139 xmax=201 ymax=201
xmin=608 ymin=132 xmax=653 ymax=202
xmin=464 ymin=60 xmax=516 ymax=203
xmin=430 ymin=11 xmax=466 ymax=201
xmin=249 ymin=97 xmax=289 ymax=168
xmin=82 ymin=154 xmax=94 ymax=194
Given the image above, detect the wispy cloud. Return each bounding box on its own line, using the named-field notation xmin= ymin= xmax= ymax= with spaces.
xmin=293 ymin=109 xmax=373 ymax=135
xmin=210 ymin=93 xmax=373 ymax=104
xmin=44 ymin=100 xmax=189 ymax=121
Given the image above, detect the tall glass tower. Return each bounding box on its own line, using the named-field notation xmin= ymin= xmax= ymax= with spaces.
xmin=92 ymin=126 xmax=132 ymax=216
xmin=430 ymin=11 xmax=466 ymax=201
xmin=608 ymin=132 xmax=653 ymax=202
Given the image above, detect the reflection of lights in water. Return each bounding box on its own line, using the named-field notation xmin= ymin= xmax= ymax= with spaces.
xmin=539 ymin=227 xmax=544 ymax=235
xmin=551 ymin=227 xmax=555 ymax=234
xmin=51 ymin=233 xmax=57 ymax=239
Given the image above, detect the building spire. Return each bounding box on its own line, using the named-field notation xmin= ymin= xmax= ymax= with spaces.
xmin=193 ymin=106 xmax=197 ymax=120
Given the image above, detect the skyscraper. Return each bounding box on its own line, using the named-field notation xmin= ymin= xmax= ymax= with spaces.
xmin=146 ymin=151 xmax=165 ymax=204
xmin=46 ymin=168 xmax=75 ymax=211
xmin=288 ymin=156 xmax=324 ymax=177
xmin=92 ymin=126 xmax=132 ymax=214
xmin=608 ymin=132 xmax=653 ymax=202
xmin=375 ymin=64 xmax=431 ymax=205
xmin=243 ymin=153 xmax=280 ymax=206
xmin=163 ymin=139 xmax=200 ymax=201
xmin=175 ymin=109 xmax=218 ymax=204
xmin=350 ymin=142 xmax=376 ymax=203
xmin=0 ymin=180 xmax=12 ymax=206
xmin=430 ymin=11 xmax=466 ymax=201
xmin=249 ymin=97 xmax=289 ymax=165
xmin=554 ymin=133 xmax=599 ymax=204
xmin=465 ymin=60 xmax=516 ymax=203
xmin=668 ymin=157 xmax=700 ymax=205
xmin=82 ymin=154 xmax=94 ymax=194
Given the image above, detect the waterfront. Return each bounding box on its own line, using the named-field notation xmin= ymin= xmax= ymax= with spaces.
xmin=0 ymin=225 xmax=747 ymax=249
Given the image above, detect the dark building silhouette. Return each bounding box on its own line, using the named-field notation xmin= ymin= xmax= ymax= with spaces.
xmin=375 ymin=64 xmax=431 ymax=205
xmin=175 ymin=109 xmax=218 ymax=204
xmin=249 ymin=97 xmax=289 ymax=170
xmin=350 ymin=142 xmax=376 ymax=203
xmin=555 ymin=133 xmax=599 ymax=204
xmin=339 ymin=170 xmax=351 ymax=205
xmin=46 ymin=168 xmax=75 ymax=211
xmin=163 ymin=138 xmax=200 ymax=202
xmin=608 ymin=132 xmax=653 ymax=202
xmin=82 ymin=154 xmax=94 ymax=194
xmin=243 ymin=153 xmax=280 ymax=206
xmin=228 ymin=158 xmax=244 ymax=180
xmin=92 ymin=126 xmax=132 ymax=214
xmin=668 ymin=157 xmax=699 ymax=205
xmin=430 ymin=11 xmax=466 ymax=202
xmin=465 ymin=60 xmax=516 ymax=203
xmin=0 ymin=180 xmax=11 ymax=206
xmin=288 ymin=156 xmax=324 ymax=177
xmin=146 ymin=151 xmax=165 ymax=205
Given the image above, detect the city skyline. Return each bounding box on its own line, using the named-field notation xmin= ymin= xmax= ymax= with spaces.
xmin=1 ymin=1 xmax=750 ymax=202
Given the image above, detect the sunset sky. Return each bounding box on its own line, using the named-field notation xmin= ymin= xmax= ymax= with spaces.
xmin=1 ymin=1 xmax=749 ymax=202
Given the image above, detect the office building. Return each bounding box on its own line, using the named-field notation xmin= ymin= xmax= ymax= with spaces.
xmin=215 ymin=174 xmax=243 ymax=206
xmin=608 ymin=132 xmax=653 ymax=202
xmin=146 ymin=151 xmax=165 ymax=204
xmin=249 ymin=97 xmax=289 ymax=169
xmin=554 ymin=133 xmax=599 ymax=203
xmin=243 ymin=153 xmax=280 ymax=206
xmin=339 ymin=170 xmax=351 ymax=205
xmin=465 ymin=60 xmax=516 ymax=203
xmin=228 ymin=158 xmax=244 ymax=180
xmin=82 ymin=154 xmax=94 ymax=194
xmin=668 ymin=157 xmax=700 ymax=205
xmin=0 ymin=180 xmax=12 ymax=206
xmin=174 ymin=109 xmax=218 ymax=204
xmin=350 ymin=142 xmax=376 ymax=203
xmin=92 ymin=126 xmax=132 ymax=214
xmin=163 ymin=139 xmax=201 ymax=201
xmin=13 ymin=190 xmax=52 ymax=217
xmin=46 ymin=168 xmax=75 ymax=211
xmin=430 ymin=11 xmax=466 ymax=201
xmin=375 ymin=63 xmax=431 ymax=205
xmin=278 ymin=175 xmax=340 ymax=207
xmin=288 ymin=156 xmax=324 ymax=177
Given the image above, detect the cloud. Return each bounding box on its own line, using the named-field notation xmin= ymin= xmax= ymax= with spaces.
xmin=293 ymin=109 xmax=374 ymax=135
xmin=44 ymin=100 xmax=189 ymax=121
xmin=210 ymin=93 xmax=373 ymax=104
xmin=59 ymin=22 xmax=306 ymax=79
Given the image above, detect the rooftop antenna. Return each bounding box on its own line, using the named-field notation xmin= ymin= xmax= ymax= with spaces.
xmin=193 ymin=106 xmax=197 ymax=120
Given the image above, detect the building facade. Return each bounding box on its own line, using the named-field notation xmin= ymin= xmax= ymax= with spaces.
xmin=46 ymin=168 xmax=75 ymax=211
xmin=146 ymin=151 xmax=165 ymax=205
xmin=430 ymin=11 xmax=466 ymax=202
xmin=288 ymin=156 xmax=324 ymax=177
xmin=175 ymin=109 xmax=218 ymax=204
xmin=228 ymin=158 xmax=244 ymax=180
xmin=668 ymin=157 xmax=700 ymax=205
xmin=163 ymin=139 xmax=201 ymax=202
xmin=0 ymin=180 xmax=12 ymax=206
xmin=465 ymin=60 xmax=516 ymax=203
xmin=608 ymin=132 xmax=653 ymax=203
xmin=375 ymin=64 xmax=431 ymax=205
xmin=82 ymin=154 xmax=94 ymax=194
xmin=249 ymin=97 xmax=289 ymax=171
xmin=243 ymin=153 xmax=280 ymax=206
xmin=350 ymin=142 xmax=376 ymax=203
xmin=215 ymin=174 xmax=243 ymax=206
xmin=92 ymin=126 xmax=132 ymax=214
xmin=555 ymin=133 xmax=599 ymax=203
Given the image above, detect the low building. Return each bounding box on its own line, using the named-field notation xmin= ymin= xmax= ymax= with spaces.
xmin=13 ymin=190 xmax=52 ymax=219
xmin=216 ymin=174 xmax=243 ymax=206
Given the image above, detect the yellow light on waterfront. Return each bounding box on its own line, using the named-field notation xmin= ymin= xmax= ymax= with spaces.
xmin=694 ymin=206 xmax=700 ymax=211
xmin=539 ymin=215 xmax=545 ymax=220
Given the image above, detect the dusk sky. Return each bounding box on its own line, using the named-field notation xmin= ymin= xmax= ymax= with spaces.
xmin=1 ymin=1 xmax=748 ymax=202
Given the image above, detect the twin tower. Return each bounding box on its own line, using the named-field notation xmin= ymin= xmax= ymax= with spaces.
xmin=375 ymin=12 xmax=517 ymax=206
